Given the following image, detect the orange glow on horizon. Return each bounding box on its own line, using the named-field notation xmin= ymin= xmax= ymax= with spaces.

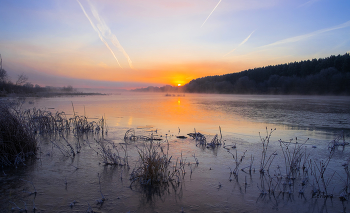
xmin=22 ymin=57 xmax=250 ymax=88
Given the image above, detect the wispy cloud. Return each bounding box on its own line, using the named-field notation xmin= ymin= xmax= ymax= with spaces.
xmin=223 ymin=30 xmax=255 ymax=57
xmin=201 ymin=0 xmax=222 ymax=28
xmin=298 ymin=0 xmax=320 ymax=8
xmin=77 ymin=0 xmax=133 ymax=69
xmin=261 ymin=20 xmax=350 ymax=48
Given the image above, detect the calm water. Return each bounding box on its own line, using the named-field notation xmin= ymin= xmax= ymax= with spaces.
xmin=1 ymin=93 xmax=350 ymax=212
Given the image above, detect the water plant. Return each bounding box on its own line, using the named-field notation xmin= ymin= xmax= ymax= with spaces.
xmin=94 ymin=138 xmax=129 ymax=166
xmin=278 ymin=137 xmax=309 ymax=179
xmin=189 ymin=126 xmax=223 ymax=148
xmin=339 ymin=158 xmax=350 ymax=201
xmin=130 ymin=138 xmax=185 ymax=186
xmin=2 ymin=101 xmax=349 ymax=213
xmin=254 ymin=128 xmax=350 ymax=202
xmin=96 ymin=173 xmax=106 ymax=205
xmin=259 ymin=128 xmax=277 ymax=174
xmin=328 ymin=131 xmax=349 ymax=150
xmin=228 ymin=148 xmax=247 ymax=177
xmin=241 ymin=154 xmax=254 ymax=174
xmin=206 ymin=126 xmax=223 ymax=148
xmin=309 ymin=147 xmax=336 ymax=198
xmin=124 ymin=128 xmax=136 ymax=140
xmin=188 ymin=129 xmax=206 ymax=145
xmin=21 ymin=104 xmax=107 ymax=136
xmin=124 ymin=128 xmax=163 ymax=141
xmin=21 ymin=179 xmax=37 ymax=196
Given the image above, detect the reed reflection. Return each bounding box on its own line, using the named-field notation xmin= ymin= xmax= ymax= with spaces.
xmin=23 ymin=93 xmax=279 ymax=137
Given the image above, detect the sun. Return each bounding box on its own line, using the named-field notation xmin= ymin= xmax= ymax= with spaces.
xmin=178 ymin=84 xmax=181 ymax=87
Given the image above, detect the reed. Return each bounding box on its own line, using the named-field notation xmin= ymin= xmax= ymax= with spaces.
xmin=241 ymin=154 xmax=254 ymax=175
xmin=22 ymin=105 xmax=106 ymax=135
xmin=189 ymin=126 xmax=222 ymax=148
xmin=96 ymin=173 xmax=106 ymax=204
xmin=339 ymin=158 xmax=350 ymax=201
xmin=124 ymin=128 xmax=162 ymax=141
xmin=124 ymin=128 xmax=136 ymax=140
xmin=309 ymin=147 xmax=335 ymax=198
xmin=1 ymin=101 xmax=108 ymax=166
xmin=95 ymin=137 xmax=128 ymax=166
xmin=23 ymin=108 xmax=70 ymax=133
xmin=0 ymin=104 xmax=36 ymax=166
xmin=228 ymin=149 xmax=247 ymax=177
xmin=253 ymin=129 xmax=350 ymax=202
xmin=188 ymin=129 xmax=206 ymax=145
xmin=207 ymin=134 xmax=222 ymax=148
xmin=328 ymin=131 xmax=349 ymax=150
xmin=21 ymin=179 xmax=37 ymax=196
xmin=130 ymin=138 xmax=185 ymax=186
xmin=259 ymin=128 xmax=277 ymax=174
xmin=207 ymin=126 xmax=223 ymax=148
xmin=130 ymin=140 xmax=171 ymax=185
xmin=278 ymin=137 xmax=309 ymax=179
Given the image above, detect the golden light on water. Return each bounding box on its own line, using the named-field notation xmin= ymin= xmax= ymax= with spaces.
xmin=42 ymin=93 xmax=276 ymax=136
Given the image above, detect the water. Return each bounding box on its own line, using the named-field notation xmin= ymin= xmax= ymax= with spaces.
xmin=1 ymin=93 xmax=350 ymax=212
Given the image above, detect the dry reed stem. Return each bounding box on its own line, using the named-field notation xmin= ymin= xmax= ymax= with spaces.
xmin=130 ymin=137 xmax=186 ymax=187
xmin=259 ymin=128 xmax=276 ymax=174
xmin=279 ymin=137 xmax=309 ymax=179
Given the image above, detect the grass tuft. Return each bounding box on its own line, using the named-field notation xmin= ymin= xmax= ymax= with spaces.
xmin=0 ymin=104 xmax=36 ymax=166
xmin=130 ymin=138 xmax=185 ymax=186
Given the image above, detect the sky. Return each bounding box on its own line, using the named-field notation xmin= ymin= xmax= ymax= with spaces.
xmin=1 ymin=0 xmax=350 ymax=89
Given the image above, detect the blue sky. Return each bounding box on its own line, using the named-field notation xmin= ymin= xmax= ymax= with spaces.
xmin=0 ymin=0 xmax=349 ymax=89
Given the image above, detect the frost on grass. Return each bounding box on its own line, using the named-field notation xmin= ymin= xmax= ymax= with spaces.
xmin=0 ymin=104 xmax=36 ymax=166
xmin=130 ymin=139 xmax=186 ymax=187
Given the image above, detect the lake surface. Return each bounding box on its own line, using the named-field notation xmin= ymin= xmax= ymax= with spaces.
xmin=1 ymin=93 xmax=349 ymax=212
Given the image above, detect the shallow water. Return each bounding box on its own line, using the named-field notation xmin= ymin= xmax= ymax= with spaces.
xmin=1 ymin=93 xmax=350 ymax=212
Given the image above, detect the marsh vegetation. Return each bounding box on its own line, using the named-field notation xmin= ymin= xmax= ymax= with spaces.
xmin=0 ymin=94 xmax=349 ymax=212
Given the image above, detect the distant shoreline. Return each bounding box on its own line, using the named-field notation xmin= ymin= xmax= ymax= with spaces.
xmin=0 ymin=92 xmax=107 ymax=98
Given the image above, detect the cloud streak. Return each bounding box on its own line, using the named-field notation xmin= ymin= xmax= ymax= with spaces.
xmin=77 ymin=0 xmax=133 ymax=69
xmin=201 ymin=0 xmax=222 ymax=28
xmin=261 ymin=20 xmax=350 ymax=49
xmin=77 ymin=0 xmax=122 ymax=68
xmin=223 ymin=30 xmax=255 ymax=57
xmin=87 ymin=1 xmax=133 ymax=69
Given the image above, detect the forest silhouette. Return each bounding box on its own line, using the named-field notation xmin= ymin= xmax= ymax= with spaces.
xmin=135 ymin=53 xmax=350 ymax=95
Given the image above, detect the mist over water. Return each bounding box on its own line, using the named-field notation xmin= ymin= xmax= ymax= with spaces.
xmin=1 ymin=93 xmax=349 ymax=212
xmin=20 ymin=93 xmax=350 ymax=137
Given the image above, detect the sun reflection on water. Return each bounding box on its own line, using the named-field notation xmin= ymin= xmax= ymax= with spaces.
xmin=21 ymin=92 xmax=333 ymax=141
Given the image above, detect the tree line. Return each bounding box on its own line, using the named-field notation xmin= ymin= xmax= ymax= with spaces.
xmin=0 ymin=69 xmax=75 ymax=96
xmin=134 ymin=53 xmax=350 ymax=95
xmin=184 ymin=53 xmax=350 ymax=95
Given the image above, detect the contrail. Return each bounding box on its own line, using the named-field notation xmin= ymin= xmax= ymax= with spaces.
xmin=261 ymin=20 xmax=350 ymax=48
xmin=77 ymin=0 xmax=122 ymax=68
xmin=298 ymin=0 xmax=320 ymax=8
xmin=201 ymin=0 xmax=222 ymax=28
xmin=110 ymin=35 xmax=133 ymax=69
xmin=87 ymin=0 xmax=133 ymax=69
xmin=223 ymin=30 xmax=255 ymax=57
